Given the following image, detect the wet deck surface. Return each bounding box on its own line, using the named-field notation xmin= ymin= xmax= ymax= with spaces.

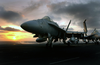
xmin=0 ymin=41 xmax=100 ymax=65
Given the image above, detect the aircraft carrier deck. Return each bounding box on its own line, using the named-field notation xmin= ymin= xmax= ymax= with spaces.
xmin=0 ymin=41 xmax=100 ymax=65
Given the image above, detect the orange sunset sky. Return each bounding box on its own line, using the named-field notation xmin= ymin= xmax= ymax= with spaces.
xmin=0 ymin=0 xmax=100 ymax=41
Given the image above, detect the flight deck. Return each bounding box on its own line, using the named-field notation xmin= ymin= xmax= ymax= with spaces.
xmin=0 ymin=41 xmax=100 ymax=65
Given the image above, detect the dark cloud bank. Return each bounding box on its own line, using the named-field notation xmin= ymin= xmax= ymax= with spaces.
xmin=47 ymin=1 xmax=100 ymax=29
xmin=23 ymin=0 xmax=46 ymax=14
xmin=0 ymin=7 xmax=23 ymax=24
xmin=0 ymin=26 xmax=20 ymax=31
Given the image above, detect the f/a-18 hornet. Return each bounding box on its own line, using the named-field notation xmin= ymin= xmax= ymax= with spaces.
xmin=21 ymin=16 xmax=87 ymax=47
xmin=83 ymin=21 xmax=100 ymax=44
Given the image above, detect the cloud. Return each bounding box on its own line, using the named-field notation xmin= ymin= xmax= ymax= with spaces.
xmin=47 ymin=1 xmax=100 ymax=29
xmin=0 ymin=31 xmax=8 ymax=33
xmin=0 ymin=6 xmax=24 ymax=24
xmin=68 ymin=28 xmax=74 ymax=31
xmin=60 ymin=25 xmax=74 ymax=31
xmin=23 ymin=1 xmax=43 ymax=13
xmin=0 ymin=35 xmax=5 ymax=38
xmin=0 ymin=26 xmax=20 ymax=31
xmin=7 ymin=34 xmax=15 ymax=36
xmin=60 ymin=25 xmax=67 ymax=28
xmin=23 ymin=0 xmax=50 ymax=14
xmin=20 ymin=0 xmax=53 ymax=20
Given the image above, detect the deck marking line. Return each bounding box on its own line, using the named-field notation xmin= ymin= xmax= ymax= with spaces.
xmin=50 ymin=57 xmax=79 ymax=65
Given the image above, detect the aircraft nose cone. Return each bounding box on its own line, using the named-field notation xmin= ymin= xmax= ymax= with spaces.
xmin=20 ymin=22 xmax=27 ymax=29
xmin=20 ymin=20 xmax=40 ymax=33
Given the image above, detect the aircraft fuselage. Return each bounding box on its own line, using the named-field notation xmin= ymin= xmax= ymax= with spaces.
xmin=21 ymin=19 xmax=59 ymax=37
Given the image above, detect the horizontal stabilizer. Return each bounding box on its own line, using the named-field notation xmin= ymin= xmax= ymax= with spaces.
xmin=84 ymin=34 xmax=95 ymax=39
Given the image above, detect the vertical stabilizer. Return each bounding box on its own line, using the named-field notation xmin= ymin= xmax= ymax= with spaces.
xmin=66 ymin=20 xmax=71 ymax=31
xmin=83 ymin=19 xmax=87 ymax=36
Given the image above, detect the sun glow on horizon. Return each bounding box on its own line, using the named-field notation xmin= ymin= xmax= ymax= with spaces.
xmin=4 ymin=31 xmax=34 ymax=41
xmin=9 ymin=25 xmax=23 ymax=31
xmin=13 ymin=36 xmax=16 ymax=40
xmin=0 ymin=25 xmax=36 ymax=41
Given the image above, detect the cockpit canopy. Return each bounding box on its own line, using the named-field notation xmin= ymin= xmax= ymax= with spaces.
xmin=42 ymin=16 xmax=53 ymax=22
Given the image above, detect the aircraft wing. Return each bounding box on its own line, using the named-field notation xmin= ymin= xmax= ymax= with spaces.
xmin=48 ymin=22 xmax=66 ymax=32
xmin=48 ymin=22 xmax=85 ymax=38
xmin=84 ymin=34 xmax=95 ymax=39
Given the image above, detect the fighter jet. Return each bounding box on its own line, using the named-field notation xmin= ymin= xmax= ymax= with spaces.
xmin=82 ymin=21 xmax=100 ymax=44
xmin=84 ymin=28 xmax=100 ymax=44
xmin=21 ymin=16 xmax=86 ymax=47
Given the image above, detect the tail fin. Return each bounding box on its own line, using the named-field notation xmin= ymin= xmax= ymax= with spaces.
xmin=66 ymin=20 xmax=71 ymax=31
xmin=83 ymin=19 xmax=88 ymax=36
xmin=91 ymin=28 xmax=99 ymax=35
